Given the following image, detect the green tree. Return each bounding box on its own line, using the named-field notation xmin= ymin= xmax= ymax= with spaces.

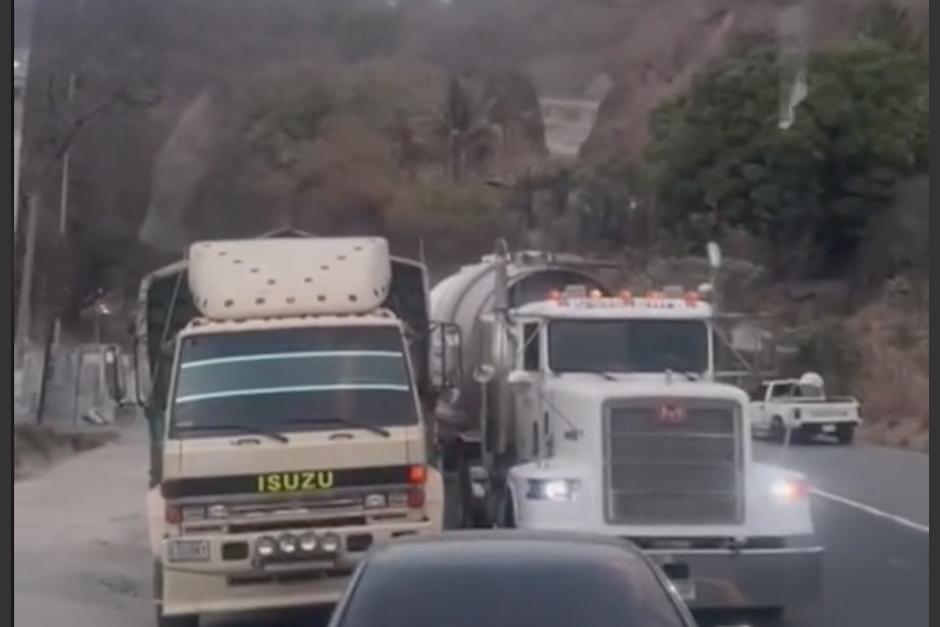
xmin=647 ymin=33 xmax=927 ymax=274
xmin=435 ymin=76 xmax=502 ymax=182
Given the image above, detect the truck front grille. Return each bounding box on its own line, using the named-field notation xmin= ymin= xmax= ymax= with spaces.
xmin=603 ymin=399 xmax=743 ymax=526
xmin=179 ymin=488 xmax=412 ymax=534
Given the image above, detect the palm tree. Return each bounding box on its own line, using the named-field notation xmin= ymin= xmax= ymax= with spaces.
xmin=435 ymin=76 xmax=502 ymax=181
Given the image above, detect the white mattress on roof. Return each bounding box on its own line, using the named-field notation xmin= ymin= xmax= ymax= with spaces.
xmin=187 ymin=236 xmax=392 ymax=320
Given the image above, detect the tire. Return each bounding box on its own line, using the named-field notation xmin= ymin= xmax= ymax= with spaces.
xmin=153 ymin=561 xmax=199 ymax=627
xmin=836 ymin=424 xmax=855 ymax=445
xmin=496 ymin=489 xmax=516 ymax=529
xmin=456 ymin=455 xmax=488 ymax=529
xmin=770 ymin=417 xmax=786 ymax=444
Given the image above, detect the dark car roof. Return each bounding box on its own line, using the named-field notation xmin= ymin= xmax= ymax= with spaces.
xmin=364 ymin=530 xmax=659 ymax=575
xmin=375 ymin=529 xmax=645 ymax=559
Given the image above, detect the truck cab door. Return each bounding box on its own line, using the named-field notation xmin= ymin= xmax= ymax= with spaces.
xmin=511 ymin=319 xmax=544 ymax=461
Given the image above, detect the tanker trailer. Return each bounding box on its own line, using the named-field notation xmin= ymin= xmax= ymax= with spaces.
xmin=429 ymin=244 xmax=611 ymax=511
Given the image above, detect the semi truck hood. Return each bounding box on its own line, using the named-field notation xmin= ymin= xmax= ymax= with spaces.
xmin=161 ymin=426 xmax=424 ymax=481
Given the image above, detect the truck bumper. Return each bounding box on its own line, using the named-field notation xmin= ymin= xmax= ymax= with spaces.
xmin=159 ymin=518 xmax=437 ymax=616
xmin=645 ymin=546 xmax=824 ymax=611
xmin=162 ymin=567 xmax=349 ymax=616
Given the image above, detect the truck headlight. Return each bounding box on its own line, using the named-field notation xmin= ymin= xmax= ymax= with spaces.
xmin=256 ymin=536 xmax=277 ymax=557
xmin=526 ymin=478 xmax=581 ymax=501
xmin=320 ymin=533 xmax=341 ymax=553
xmin=299 ymin=532 xmax=318 ymax=553
xmin=771 ymin=478 xmax=810 ymax=504
xmin=278 ymin=534 xmax=299 ymax=555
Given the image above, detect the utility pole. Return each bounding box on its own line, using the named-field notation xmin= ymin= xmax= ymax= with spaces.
xmin=59 ymin=72 xmax=76 ymax=236
xmin=15 ymin=194 xmax=41 ymax=356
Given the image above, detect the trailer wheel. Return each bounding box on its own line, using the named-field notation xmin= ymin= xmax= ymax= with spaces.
xmin=153 ymin=562 xmax=200 ymax=627
xmin=836 ymin=424 xmax=855 ymax=445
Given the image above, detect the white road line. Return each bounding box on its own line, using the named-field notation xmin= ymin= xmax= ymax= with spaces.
xmin=811 ymin=487 xmax=929 ymax=534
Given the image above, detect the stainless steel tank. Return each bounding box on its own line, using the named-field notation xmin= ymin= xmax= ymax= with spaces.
xmin=430 ymin=248 xmax=610 ymax=437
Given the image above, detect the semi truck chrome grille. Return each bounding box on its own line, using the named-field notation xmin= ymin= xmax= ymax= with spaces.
xmin=603 ymin=400 xmax=743 ymax=526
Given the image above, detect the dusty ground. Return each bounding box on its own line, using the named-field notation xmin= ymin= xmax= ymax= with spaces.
xmin=14 ymin=424 xmax=119 ymax=479
xmin=14 ymin=425 xmax=153 ymax=626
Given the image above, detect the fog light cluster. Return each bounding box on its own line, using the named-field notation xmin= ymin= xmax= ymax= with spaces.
xmin=255 ymin=532 xmax=341 ymax=559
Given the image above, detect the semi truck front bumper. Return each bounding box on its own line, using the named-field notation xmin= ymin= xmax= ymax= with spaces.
xmin=645 ymin=545 xmax=824 ymax=610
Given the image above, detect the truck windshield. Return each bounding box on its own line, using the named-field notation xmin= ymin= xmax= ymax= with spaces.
xmin=548 ymin=319 xmax=708 ymax=374
xmin=169 ymin=325 xmax=417 ymax=437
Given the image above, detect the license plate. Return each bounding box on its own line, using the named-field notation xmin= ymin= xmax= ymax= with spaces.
xmin=168 ymin=540 xmax=210 ymax=563
xmin=673 ymin=580 xmax=696 ymax=602
xmin=822 ymin=424 xmax=837 ymax=433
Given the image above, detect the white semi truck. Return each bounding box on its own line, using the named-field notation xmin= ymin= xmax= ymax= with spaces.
xmin=430 ymin=243 xmax=823 ymax=618
xmin=133 ymin=232 xmax=459 ymax=626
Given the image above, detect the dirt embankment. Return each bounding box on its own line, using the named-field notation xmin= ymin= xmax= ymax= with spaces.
xmin=14 ymin=425 xmax=119 ymax=480
xmin=848 ymin=300 xmax=929 ymax=453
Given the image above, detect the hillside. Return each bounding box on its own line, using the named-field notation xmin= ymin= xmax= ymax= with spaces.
xmin=16 ymin=0 xmax=929 ymax=448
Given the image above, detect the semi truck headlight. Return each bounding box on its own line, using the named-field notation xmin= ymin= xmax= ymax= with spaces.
xmin=771 ymin=478 xmax=810 ymax=504
xmin=256 ymin=536 xmax=277 ymax=557
xmin=320 ymin=533 xmax=341 ymax=553
xmin=526 ymin=479 xmax=581 ymax=501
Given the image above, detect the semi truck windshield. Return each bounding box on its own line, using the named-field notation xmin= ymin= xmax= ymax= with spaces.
xmin=548 ymin=319 xmax=708 ymax=374
xmin=170 ymin=325 xmax=417 ymax=437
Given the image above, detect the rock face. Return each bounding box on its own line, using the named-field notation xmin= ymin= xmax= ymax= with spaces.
xmin=580 ymin=7 xmax=737 ymax=163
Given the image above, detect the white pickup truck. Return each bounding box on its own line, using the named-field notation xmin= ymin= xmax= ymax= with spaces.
xmin=748 ymin=373 xmax=861 ymax=445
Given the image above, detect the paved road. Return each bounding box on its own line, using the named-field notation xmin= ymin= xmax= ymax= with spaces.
xmin=750 ymin=439 xmax=928 ymax=627
xmin=14 ymin=426 xmax=928 ymax=627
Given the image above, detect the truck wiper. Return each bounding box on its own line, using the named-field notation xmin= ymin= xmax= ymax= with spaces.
xmin=280 ymin=417 xmax=391 ymax=438
xmin=173 ymin=423 xmax=290 ymax=444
